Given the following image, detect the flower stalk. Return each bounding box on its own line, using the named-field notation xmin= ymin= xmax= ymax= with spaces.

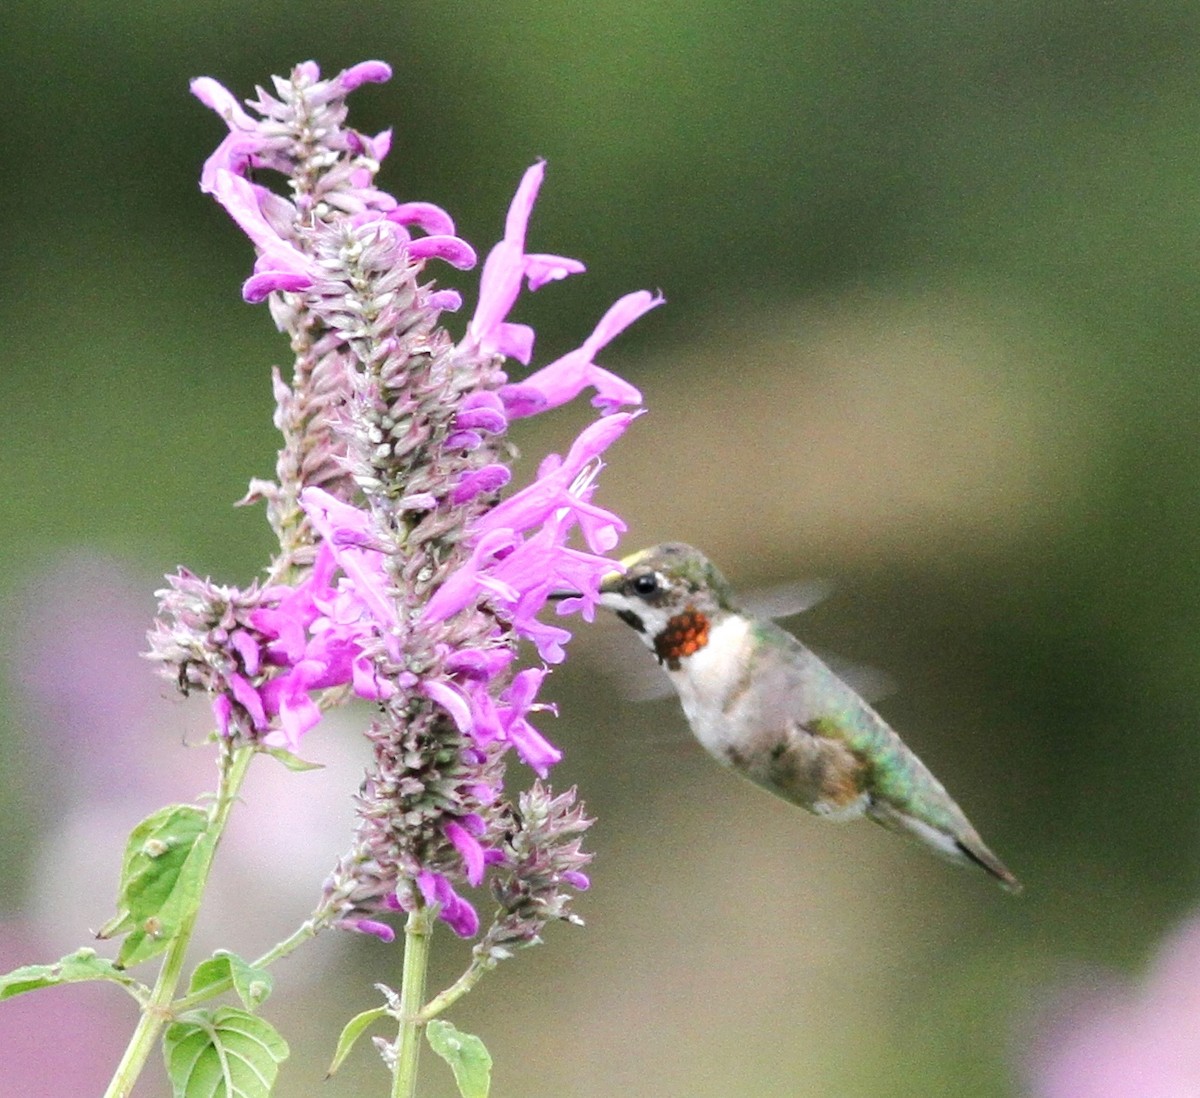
xmin=102 ymin=743 xmax=254 ymax=1098
xmin=392 ymin=907 xmax=434 ymax=1098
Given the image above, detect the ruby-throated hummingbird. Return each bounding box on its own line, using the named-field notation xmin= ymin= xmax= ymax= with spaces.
xmin=594 ymin=542 xmax=1021 ymax=892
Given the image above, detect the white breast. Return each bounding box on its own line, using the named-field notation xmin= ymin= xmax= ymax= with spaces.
xmin=667 ymin=614 xmax=753 ymax=760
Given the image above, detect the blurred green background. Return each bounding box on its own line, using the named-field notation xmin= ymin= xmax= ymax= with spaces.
xmin=3 ymin=2 xmax=1200 ymax=1095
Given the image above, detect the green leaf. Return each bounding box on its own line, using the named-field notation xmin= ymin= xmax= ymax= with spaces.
xmin=188 ymin=951 xmax=273 ymax=1011
xmin=0 ymin=948 xmax=144 ymax=1002
xmin=326 ymin=1005 xmax=389 ymax=1077
xmin=260 ymin=746 xmax=324 ymax=772
xmin=163 ymin=1007 xmax=289 ymax=1098
xmin=98 ymin=804 xmax=212 ymax=968
xmin=426 ymin=1020 xmax=492 ymax=1098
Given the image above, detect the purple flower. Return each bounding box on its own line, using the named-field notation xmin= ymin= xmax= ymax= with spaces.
xmin=1025 ymin=914 xmax=1200 ymax=1097
xmin=500 ymin=290 xmax=662 ymax=417
xmin=154 ymin=60 xmax=658 ymax=946
xmin=464 ymin=161 xmax=586 ymax=364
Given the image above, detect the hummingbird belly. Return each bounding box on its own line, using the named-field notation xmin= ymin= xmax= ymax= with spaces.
xmin=668 ymin=616 xmax=872 ymax=818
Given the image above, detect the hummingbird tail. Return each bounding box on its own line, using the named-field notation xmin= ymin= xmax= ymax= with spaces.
xmin=953 ymin=836 xmax=1023 ymax=895
xmin=867 ymin=801 xmax=1023 ymax=894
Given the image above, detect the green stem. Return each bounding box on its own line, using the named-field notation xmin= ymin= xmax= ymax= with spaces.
xmin=391 ymin=906 xmax=434 ymax=1098
xmin=170 ymin=916 xmax=323 ymax=1013
xmin=416 ymin=952 xmax=496 ymax=1023
xmin=102 ymin=743 xmax=254 ymax=1098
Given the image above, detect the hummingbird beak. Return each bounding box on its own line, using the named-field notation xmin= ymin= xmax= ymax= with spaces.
xmin=598 ymin=568 xmax=624 ymax=596
xmin=546 ymin=566 xmax=625 ymax=606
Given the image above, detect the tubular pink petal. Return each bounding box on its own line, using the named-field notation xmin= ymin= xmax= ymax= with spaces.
xmin=282 ymin=700 xmax=322 ymax=747
xmin=190 ymin=77 xmax=256 ymax=129
xmin=452 ymin=463 xmax=511 ymax=505
xmin=229 ymin=629 xmax=261 ymax=675
xmin=507 ymin=720 xmax=562 ymax=777
xmin=336 ymin=918 xmax=395 ymax=942
xmin=389 ymin=201 xmax=456 ymax=235
xmin=352 ymin=654 xmax=395 ymax=700
xmin=229 ymin=672 xmax=267 ymax=729
xmin=469 ymin=244 xmax=522 ymax=341
xmin=588 ymin=367 xmax=643 ymax=413
xmin=212 ymin=694 xmax=234 ymax=737
xmin=406 ymin=234 xmax=477 ymax=270
xmin=445 ymin=429 xmax=483 ymax=451
xmin=445 ymin=647 xmax=514 ymax=678
xmin=200 ymin=133 xmax=264 ymax=193
xmin=442 ymin=893 xmax=480 ymax=938
xmin=494 ymin=322 xmax=536 ymax=365
xmin=506 ymin=667 xmax=547 ymax=711
xmin=421 ymin=679 xmax=474 ymax=735
xmin=427 ymin=289 xmax=463 ymax=312
xmin=582 ymin=289 xmax=665 ymax=355
xmin=300 ymin=488 xmax=398 ymax=631
xmin=525 ymin=253 xmax=586 ymax=291
xmin=497 ymin=383 xmax=548 ymax=418
xmin=466 ymin=690 xmax=504 ymax=743
xmin=243 ymin=271 xmax=313 ymax=303
xmin=504 ymin=160 xmax=545 ymax=241
xmin=445 ymin=821 xmax=487 ymax=886
xmin=212 ymin=172 xmax=308 ymax=271
xmin=335 ymin=60 xmax=393 ymax=91
xmin=454 ymin=402 xmax=508 ymax=434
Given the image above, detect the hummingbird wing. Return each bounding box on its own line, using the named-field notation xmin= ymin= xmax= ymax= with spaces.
xmin=744 ymin=619 xmax=1021 ymax=893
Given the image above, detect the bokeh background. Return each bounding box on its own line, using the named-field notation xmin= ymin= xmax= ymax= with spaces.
xmin=3 ymin=2 xmax=1200 ymax=1095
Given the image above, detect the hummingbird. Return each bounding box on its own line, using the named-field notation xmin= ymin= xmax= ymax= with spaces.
xmin=593 ymin=542 xmax=1021 ymax=893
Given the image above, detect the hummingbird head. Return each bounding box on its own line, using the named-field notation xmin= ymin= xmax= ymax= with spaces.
xmin=598 ymin=542 xmax=737 ymax=669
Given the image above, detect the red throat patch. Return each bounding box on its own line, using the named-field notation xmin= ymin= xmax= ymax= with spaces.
xmin=654 ymin=608 xmax=711 ymax=670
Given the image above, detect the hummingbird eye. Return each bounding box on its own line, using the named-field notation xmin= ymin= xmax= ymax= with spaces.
xmin=631 ymin=572 xmax=660 ymax=597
